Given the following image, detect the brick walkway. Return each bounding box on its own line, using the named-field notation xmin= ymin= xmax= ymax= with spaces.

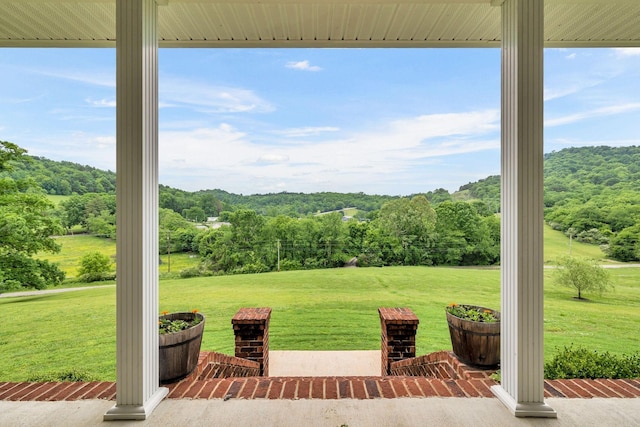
xmin=1 ymin=351 xmax=639 ymax=402
xmin=0 ymin=377 xmax=640 ymax=401
xmin=2 ymin=377 xmax=640 ymax=401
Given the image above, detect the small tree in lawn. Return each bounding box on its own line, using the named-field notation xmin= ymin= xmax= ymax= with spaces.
xmin=554 ymin=256 xmax=613 ymax=300
xmin=78 ymin=251 xmax=113 ymax=282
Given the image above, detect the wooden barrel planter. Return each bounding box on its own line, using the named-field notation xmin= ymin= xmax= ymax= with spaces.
xmin=159 ymin=312 xmax=205 ymax=384
xmin=446 ymin=305 xmax=500 ymax=368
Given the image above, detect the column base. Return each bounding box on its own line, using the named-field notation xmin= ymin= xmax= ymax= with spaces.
xmin=104 ymin=387 xmax=168 ymax=421
xmin=492 ymin=385 xmax=557 ymax=418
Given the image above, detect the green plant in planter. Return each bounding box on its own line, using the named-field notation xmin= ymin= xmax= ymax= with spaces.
xmin=446 ymin=303 xmax=500 ymax=367
xmin=446 ymin=303 xmax=499 ymax=322
xmin=159 ymin=309 xmax=202 ymax=334
xmin=158 ymin=310 xmax=206 ymax=383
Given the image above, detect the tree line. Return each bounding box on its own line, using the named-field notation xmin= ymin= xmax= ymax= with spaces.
xmin=2 ymin=141 xmax=639 ymax=291
xmin=53 ymin=192 xmax=500 ymax=276
xmin=181 ymin=196 xmax=500 ymax=276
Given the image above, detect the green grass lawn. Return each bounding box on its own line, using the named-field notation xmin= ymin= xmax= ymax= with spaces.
xmin=342 ymin=207 xmax=359 ymax=217
xmin=38 ymin=235 xmax=199 ymax=279
xmin=1 ymin=266 xmax=638 ymax=381
xmin=44 ymin=235 xmax=117 ymax=278
xmin=159 ymin=253 xmax=200 ymax=275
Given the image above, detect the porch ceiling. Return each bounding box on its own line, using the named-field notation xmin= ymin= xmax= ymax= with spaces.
xmin=0 ymin=0 xmax=639 ymax=49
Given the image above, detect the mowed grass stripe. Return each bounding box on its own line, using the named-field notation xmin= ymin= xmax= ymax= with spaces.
xmin=1 ymin=266 xmax=638 ymax=382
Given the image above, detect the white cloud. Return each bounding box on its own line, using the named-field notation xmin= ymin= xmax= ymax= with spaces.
xmin=159 ymin=124 xmax=251 ymax=171
xmin=160 ymin=119 xmax=212 ymax=130
xmin=543 ymin=78 xmax=603 ymax=101
xmin=11 ymin=109 xmax=501 ymax=195
xmin=272 ymin=127 xmax=340 ymax=138
xmin=613 ymin=48 xmax=640 ymax=57
xmin=86 ymin=98 xmax=116 ymax=107
xmin=156 ymin=110 xmax=501 ymax=194
xmin=545 ymin=103 xmax=640 ymax=127
xmin=385 ymin=110 xmax=499 ymax=143
xmin=35 ymin=69 xmax=115 ymax=88
xmin=566 ymin=53 xmax=577 ymax=60
xmin=257 ymin=154 xmax=290 ymax=164
xmin=285 ymin=60 xmax=322 ymax=72
xmin=48 ymin=107 xmax=114 ymax=122
xmin=21 ymin=132 xmax=117 ymax=171
xmin=160 ymin=77 xmax=274 ymax=113
xmin=0 ymin=96 xmax=37 ymax=104
xmin=92 ymin=136 xmax=116 ymax=149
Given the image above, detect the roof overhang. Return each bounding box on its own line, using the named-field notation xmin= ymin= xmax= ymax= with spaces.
xmin=1 ymin=0 xmax=639 ymax=48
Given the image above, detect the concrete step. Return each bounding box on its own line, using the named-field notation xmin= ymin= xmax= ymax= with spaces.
xmin=269 ymin=350 xmax=380 ymax=377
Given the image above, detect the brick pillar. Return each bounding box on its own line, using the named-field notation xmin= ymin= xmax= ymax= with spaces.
xmin=379 ymin=307 xmax=419 ymax=375
xmin=232 ymin=307 xmax=271 ymax=376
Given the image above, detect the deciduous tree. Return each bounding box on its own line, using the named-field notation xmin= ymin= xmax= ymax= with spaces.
xmin=0 ymin=141 xmax=65 ymax=292
xmin=78 ymin=251 xmax=113 ymax=282
xmin=554 ymin=256 xmax=613 ymax=300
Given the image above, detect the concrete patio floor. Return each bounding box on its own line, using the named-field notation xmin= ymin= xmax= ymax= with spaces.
xmin=270 ymin=350 xmax=381 ymax=376
xmin=2 ymin=397 xmax=640 ymax=426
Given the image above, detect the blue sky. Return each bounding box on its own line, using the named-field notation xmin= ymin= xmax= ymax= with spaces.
xmin=1 ymin=47 xmax=639 ymax=196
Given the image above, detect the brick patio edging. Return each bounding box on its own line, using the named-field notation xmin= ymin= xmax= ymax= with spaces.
xmin=2 ymin=375 xmax=639 ymax=401
xmin=2 ymin=377 xmax=640 ymax=401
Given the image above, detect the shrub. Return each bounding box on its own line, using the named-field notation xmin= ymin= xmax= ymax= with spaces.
xmin=544 ymin=345 xmax=640 ymax=379
xmin=303 ymin=257 xmax=323 ymax=269
xmin=548 ymin=222 xmax=563 ymax=231
xmin=575 ymin=228 xmax=609 ymax=245
xmin=356 ymin=252 xmax=384 ymax=267
xmin=278 ymin=259 xmax=302 ymax=271
xmin=231 ymin=262 xmax=269 ymax=275
xmin=78 ymin=251 xmax=113 ymax=282
xmin=179 ymin=267 xmax=202 ymax=278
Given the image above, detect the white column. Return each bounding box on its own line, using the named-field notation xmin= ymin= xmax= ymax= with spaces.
xmin=491 ymin=0 xmax=556 ymax=418
xmin=104 ymin=0 xmax=167 ymax=420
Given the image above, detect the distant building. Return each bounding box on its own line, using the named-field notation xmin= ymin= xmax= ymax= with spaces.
xmin=209 ymin=221 xmax=231 ymax=229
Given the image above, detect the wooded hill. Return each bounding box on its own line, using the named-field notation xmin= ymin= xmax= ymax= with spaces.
xmin=10 ymin=156 xmax=116 ymax=195
xmin=3 ymin=145 xmax=639 ymax=263
xmin=6 ymin=145 xmax=639 ymax=218
xmin=457 ymin=146 xmax=640 ymax=260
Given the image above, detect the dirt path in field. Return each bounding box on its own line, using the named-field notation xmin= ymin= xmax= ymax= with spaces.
xmin=0 ymin=284 xmax=115 ymax=298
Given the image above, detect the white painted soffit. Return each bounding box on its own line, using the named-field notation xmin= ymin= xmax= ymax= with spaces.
xmin=0 ymin=0 xmax=639 ymax=48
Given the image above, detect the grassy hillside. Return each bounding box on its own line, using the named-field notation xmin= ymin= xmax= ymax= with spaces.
xmin=43 ymin=235 xmax=116 ymax=278
xmin=1 ymin=265 xmax=637 ymax=381
xmin=543 ymin=225 xmax=608 ymax=262
xmin=46 ymin=194 xmax=71 ymax=206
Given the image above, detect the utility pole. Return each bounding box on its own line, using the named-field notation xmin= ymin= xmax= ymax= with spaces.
xmin=277 ymin=239 xmax=281 ymax=272
xmin=568 ymin=227 xmax=576 ymax=256
xmin=167 ymin=230 xmax=171 ymax=273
